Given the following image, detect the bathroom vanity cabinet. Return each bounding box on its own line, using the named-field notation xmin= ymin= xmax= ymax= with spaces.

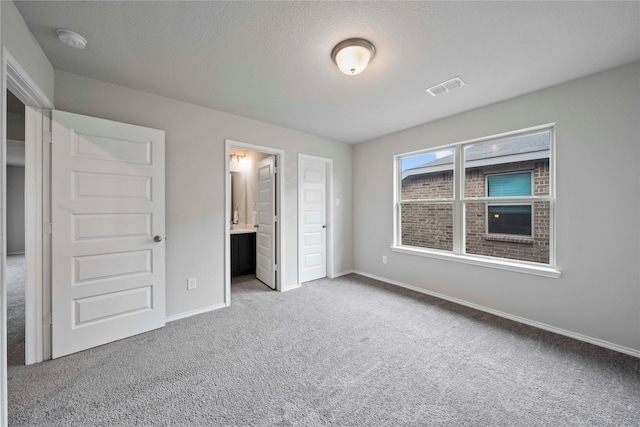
xmin=231 ymin=232 xmax=256 ymax=277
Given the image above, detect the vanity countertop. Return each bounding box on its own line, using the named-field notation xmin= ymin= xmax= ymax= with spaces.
xmin=230 ymin=227 xmax=257 ymax=235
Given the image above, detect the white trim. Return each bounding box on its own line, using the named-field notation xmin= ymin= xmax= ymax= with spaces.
xmin=398 ymin=123 xmax=556 ymax=159
xmin=453 ymin=143 xmax=463 ymax=250
xmin=2 ymin=47 xmax=54 ymax=426
xmin=4 ymin=49 xmax=53 ymax=110
xmin=353 ymin=270 xmax=640 ymax=359
xmin=0 ymin=46 xmax=7 ymax=427
xmin=23 ymin=106 xmax=43 ymax=365
xmin=297 ymin=153 xmax=333 ymax=283
xmin=41 ymin=114 xmax=51 ymax=362
xmin=224 ymin=139 xmax=285 ymax=303
xmin=165 ymin=303 xmax=226 ymax=323
xmin=224 ymin=142 xmax=231 ymax=305
xmin=391 ymin=245 xmax=560 ymax=278
xmin=280 ymin=283 xmax=301 ymax=292
xmin=332 ymin=269 xmax=354 ymax=278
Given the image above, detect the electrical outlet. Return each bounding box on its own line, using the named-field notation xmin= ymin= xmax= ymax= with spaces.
xmin=382 ymin=256 xmax=387 ymax=264
xmin=187 ymin=277 xmax=197 ymax=290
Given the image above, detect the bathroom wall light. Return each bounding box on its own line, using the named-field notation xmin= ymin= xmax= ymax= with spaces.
xmin=331 ymin=38 xmax=376 ymax=76
xmin=230 ymin=153 xmax=247 ymax=163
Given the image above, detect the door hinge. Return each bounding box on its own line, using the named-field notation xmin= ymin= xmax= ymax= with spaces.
xmin=43 ymin=222 xmax=52 ymax=235
xmin=44 ymin=131 xmax=52 ymax=144
xmin=44 ymin=313 xmax=52 ymax=325
xmin=274 ymin=264 xmax=278 ymax=272
xmin=273 ymin=166 xmax=277 ymax=174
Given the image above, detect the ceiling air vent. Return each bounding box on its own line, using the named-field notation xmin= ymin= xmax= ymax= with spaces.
xmin=426 ymin=77 xmax=465 ymax=96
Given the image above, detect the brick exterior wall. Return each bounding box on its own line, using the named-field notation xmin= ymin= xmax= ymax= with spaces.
xmin=401 ymin=204 xmax=453 ymax=251
xmin=401 ymin=160 xmax=550 ymax=264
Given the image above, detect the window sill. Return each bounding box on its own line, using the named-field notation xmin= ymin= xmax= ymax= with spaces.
xmin=390 ymin=245 xmax=561 ymax=278
xmin=483 ymin=235 xmax=534 ymax=245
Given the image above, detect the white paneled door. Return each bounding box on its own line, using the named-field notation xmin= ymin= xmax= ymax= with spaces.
xmin=299 ymin=157 xmax=327 ymax=283
xmin=51 ymin=110 xmax=166 ymax=358
xmin=256 ymin=156 xmax=276 ymax=289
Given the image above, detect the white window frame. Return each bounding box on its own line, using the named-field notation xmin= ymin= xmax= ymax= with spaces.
xmin=392 ymin=124 xmax=559 ymax=278
xmin=485 ymin=171 xmax=534 ymax=238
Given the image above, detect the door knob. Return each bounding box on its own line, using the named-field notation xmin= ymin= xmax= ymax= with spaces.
xmin=322 ymin=225 xmax=327 ymax=229
xmin=154 ymin=235 xmax=163 ymax=242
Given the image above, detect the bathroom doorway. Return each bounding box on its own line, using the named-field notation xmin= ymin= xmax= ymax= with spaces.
xmin=224 ymin=140 xmax=284 ymax=305
xmin=5 ymin=90 xmax=26 ymax=366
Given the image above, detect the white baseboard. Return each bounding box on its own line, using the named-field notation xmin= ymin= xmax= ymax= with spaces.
xmin=331 ymin=270 xmax=354 ymax=278
xmin=165 ymin=303 xmax=226 ymax=323
xmin=353 ymin=270 xmax=640 ymax=359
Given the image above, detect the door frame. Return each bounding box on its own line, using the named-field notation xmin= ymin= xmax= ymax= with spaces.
xmin=1 ymin=47 xmax=54 ymax=424
xmin=224 ymin=139 xmax=284 ymax=302
xmin=297 ymin=153 xmax=333 ymax=283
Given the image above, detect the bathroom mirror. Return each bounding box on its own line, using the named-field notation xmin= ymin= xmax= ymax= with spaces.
xmin=230 ymin=171 xmax=246 ymax=226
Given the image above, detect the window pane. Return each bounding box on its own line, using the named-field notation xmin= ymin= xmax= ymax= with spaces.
xmin=401 ymin=203 xmax=453 ymax=251
xmin=464 ymin=131 xmax=550 ymax=197
xmin=487 ymin=173 xmax=531 ymax=197
xmin=488 ymin=205 xmax=532 ymax=236
xmin=465 ymin=201 xmax=550 ymax=264
xmin=401 ymin=148 xmax=454 ymax=200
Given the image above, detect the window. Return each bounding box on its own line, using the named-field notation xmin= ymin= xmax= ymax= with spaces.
xmin=395 ymin=126 xmax=555 ymax=271
xmin=487 ymin=172 xmax=532 ymax=236
xmin=487 ymin=205 xmax=532 ymax=236
xmin=399 ymin=147 xmax=455 ymax=251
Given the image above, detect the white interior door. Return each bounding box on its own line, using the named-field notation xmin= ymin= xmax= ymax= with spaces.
xmin=299 ymin=157 xmax=327 ymax=283
xmin=256 ymin=156 xmax=276 ymax=289
xmin=51 ymin=110 xmax=165 ymax=358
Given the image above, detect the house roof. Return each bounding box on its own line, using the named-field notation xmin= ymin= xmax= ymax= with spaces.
xmin=402 ymin=131 xmax=550 ymax=179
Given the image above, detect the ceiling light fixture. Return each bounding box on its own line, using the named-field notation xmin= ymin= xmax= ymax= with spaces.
xmin=331 ymin=38 xmax=376 ymax=76
xmin=56 ymin=29 xmax=87 ymax=49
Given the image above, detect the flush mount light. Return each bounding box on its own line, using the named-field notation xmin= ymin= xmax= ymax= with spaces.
xmin=331 ymin=38 xmax=376 ymax=76
xmin=56 ymin=29 xmax=87 ymax=49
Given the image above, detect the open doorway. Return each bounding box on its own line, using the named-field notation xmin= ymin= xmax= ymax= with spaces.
xmin=6 ymin=90 xmax=26 ymax=366
xmin=225 ymin=140 xmax=284 ymax=304
xmin=2 ymin=49 xmax=55 ymax=423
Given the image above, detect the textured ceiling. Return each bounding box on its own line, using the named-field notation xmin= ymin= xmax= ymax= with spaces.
xmin=14 ymin=1 xmax=640 ymax=144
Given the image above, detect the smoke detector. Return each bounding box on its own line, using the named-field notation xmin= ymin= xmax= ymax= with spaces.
xmin=56 ymin=29 xmax=87 ymax=50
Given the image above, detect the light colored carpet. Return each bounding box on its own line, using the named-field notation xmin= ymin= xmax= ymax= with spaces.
xmin=6 ymin=254 xmax=25 ymax=366
xmin=8 ymin=273 xmax=640 ymax=426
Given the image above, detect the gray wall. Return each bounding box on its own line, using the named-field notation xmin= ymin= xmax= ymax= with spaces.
xmin=6 ymin=166 xmax=25 ymax=254
xmin=1 ymin=1 xmax=54 ymax=103
xmin=54 ymin=70 xmax=353 ymax=317
xmin=353 ymin=62 xmax=640 ymax=354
